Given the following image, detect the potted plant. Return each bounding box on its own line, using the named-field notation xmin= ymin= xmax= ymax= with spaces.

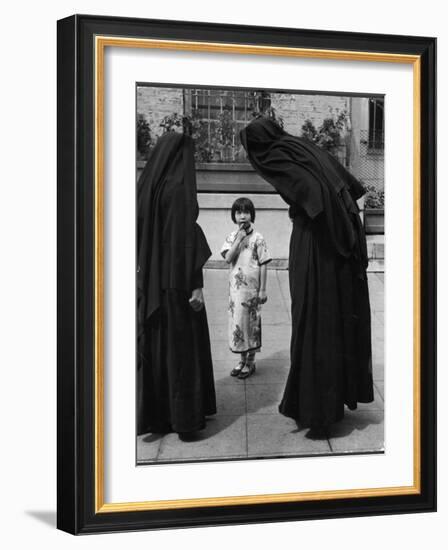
xmin=301 ymin=111 xmax=347 ymax=152
xmin=136 ymin=113 xmax=153 ymax=160
xmin=301 ymin=111 xmax=348 ymax=167
xmin=363 ymin=184 xmax=385 ymax=234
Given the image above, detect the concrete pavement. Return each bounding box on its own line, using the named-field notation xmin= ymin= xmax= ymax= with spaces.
xmin=137 ymin=269 xmax=384 ymax=464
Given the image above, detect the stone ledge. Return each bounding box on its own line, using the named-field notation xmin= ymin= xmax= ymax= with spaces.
xmin=196 ymin=162 xmax=254 ymax=172
xmin=206 ymin=234 xmax=384 ymax=272
xmin=366 ymin=235 xmax=385 ymax=260
xmin=198 ymin=193 xmax=289 ymax=210
xmin=206 ymin=259 xmax=289 ymax=270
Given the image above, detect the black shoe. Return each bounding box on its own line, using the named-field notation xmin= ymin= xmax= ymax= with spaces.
xmin=230 ymin=361 xmax=245 ymax=377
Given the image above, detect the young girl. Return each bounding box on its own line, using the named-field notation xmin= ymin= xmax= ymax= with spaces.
xmin=220 ymin=198 xmax=272 ymax=379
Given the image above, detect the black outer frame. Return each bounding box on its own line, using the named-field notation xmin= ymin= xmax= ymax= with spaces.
xmin=57 ymin=14 xmax=436 ymax=535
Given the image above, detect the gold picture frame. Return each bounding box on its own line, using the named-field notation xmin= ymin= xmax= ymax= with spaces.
xmin=58 ymin=15 xmax=436 ymax=534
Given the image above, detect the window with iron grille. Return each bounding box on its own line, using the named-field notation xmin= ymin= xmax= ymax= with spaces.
xmin=368 ymin=98 xmax=384 ymax=150
xmin=184 ymin=89 xmax=271 ymax=163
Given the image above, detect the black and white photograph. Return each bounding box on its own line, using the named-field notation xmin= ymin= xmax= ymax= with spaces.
xmin=136 ymin=84 xmax=385 ymax=464
xmin=0 ymin=0 xmax=441 ymax=542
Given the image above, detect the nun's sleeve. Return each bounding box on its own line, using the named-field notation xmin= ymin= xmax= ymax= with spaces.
xmin=191 ymin=268 xmax=204 ymax=290
xmin=325 ymin=151 xmax=366 ymax=201
xmin=191 ymin=223 xmax=211 ymax=290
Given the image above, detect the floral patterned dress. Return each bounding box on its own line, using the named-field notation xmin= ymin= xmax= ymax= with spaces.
xmin=221 ymin=227 xmax=272 ymax=353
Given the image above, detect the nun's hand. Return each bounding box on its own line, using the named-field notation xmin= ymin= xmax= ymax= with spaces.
xmin=189 ymin=288 xmax=204 ymax=312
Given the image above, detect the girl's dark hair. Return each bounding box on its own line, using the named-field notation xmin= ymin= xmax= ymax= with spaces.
xmin=231 ymin=197 xmax=256 ymax=223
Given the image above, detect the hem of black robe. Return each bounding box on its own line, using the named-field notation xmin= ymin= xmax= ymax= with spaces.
xmin=278 ymin=403 xmax=345 ymax=430
xmin=344 ymin=399 xmax=375 ymax=411
xmin=137 ymin=411 xmax=216 ymax=437
xmin=345 ymin=382 xmax=375 ymax=407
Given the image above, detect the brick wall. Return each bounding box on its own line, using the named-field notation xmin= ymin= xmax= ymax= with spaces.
xmin=137 ymin=86 xmax=184 ymax=139
xmin=137 ymin=88 xmax=350 ymax=141
xmin=271 ymin=93 xmax=350 ymax=136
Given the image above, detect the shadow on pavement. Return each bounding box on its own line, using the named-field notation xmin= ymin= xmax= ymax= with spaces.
xmin=326 ymin=409 xmax=384 ymax=439
xmin=256 ymin=348 xmax=290 ymax=367
xmin=141 ymin=432 xmax=164 ymax=444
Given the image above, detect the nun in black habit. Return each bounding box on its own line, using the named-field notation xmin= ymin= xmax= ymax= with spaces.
xmin=240 ymin=117 xmax=374 ymax=430
xmin=137 ymin=132 xmax=216 ymax=436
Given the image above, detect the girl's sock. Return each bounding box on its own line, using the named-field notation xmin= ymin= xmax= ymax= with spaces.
xmin=246 ymin=351 xmax=256 ymax=365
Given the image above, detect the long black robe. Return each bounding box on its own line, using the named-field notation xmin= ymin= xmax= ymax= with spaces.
xmin=137 ymin=132 xmax=216 ymax=435
xmin=240 ymin=118 xmax=373 ymax=428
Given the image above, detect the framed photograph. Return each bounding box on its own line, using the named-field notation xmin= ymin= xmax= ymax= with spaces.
xmin=57 ymin=14 xmax=436 ymax=534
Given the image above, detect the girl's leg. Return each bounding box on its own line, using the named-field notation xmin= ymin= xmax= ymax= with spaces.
xmin=238 ymin=350 xmax=256 ymax=379
xmin=246 ymin=350 xmax=256 ymax=366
